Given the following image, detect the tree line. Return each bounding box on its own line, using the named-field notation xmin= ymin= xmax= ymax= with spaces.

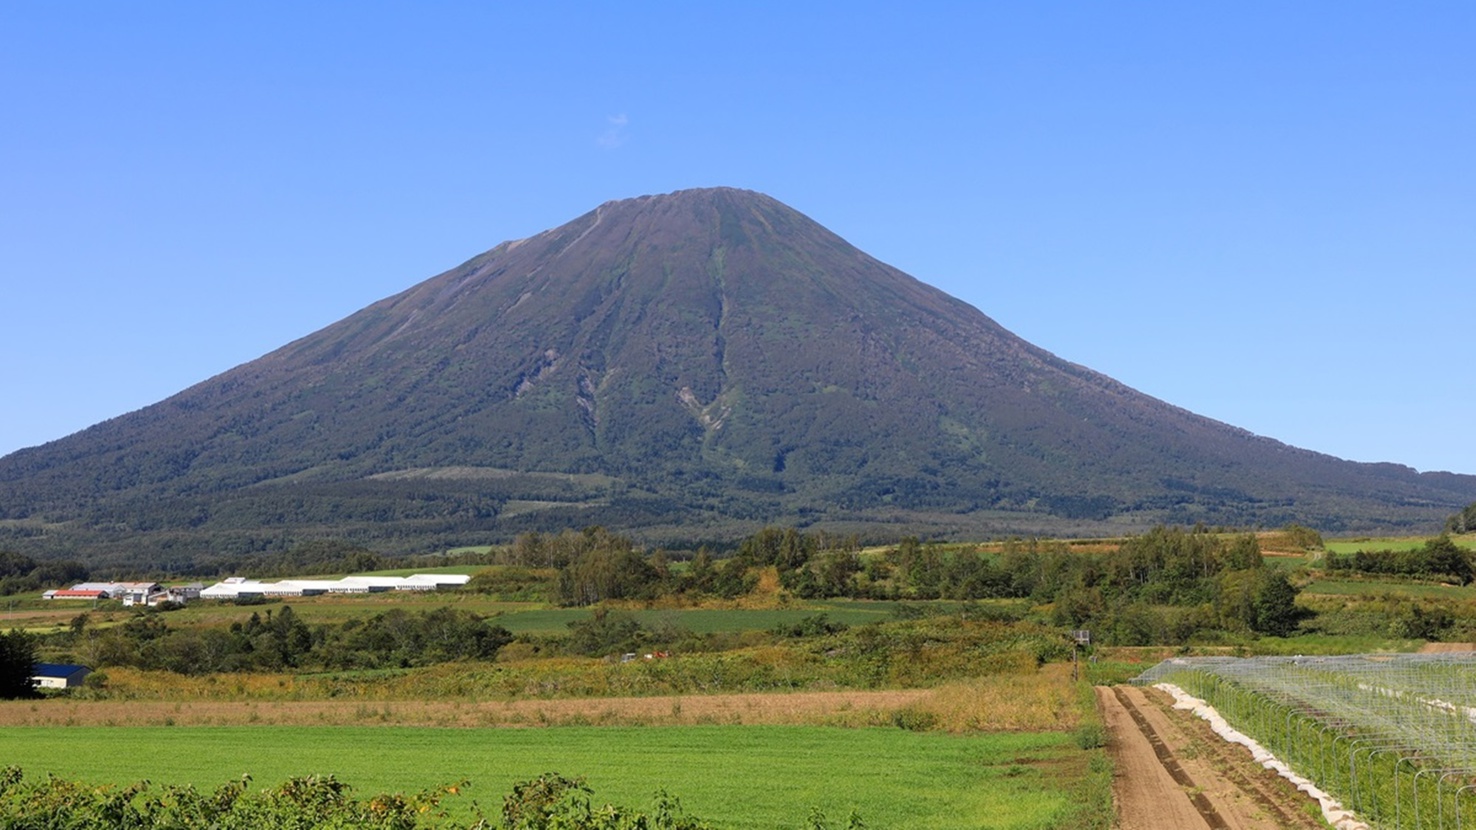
xmin=503 ymin=524 xmax=1304 ymax=644
xmin=69 ymin=605 xmax=513 ymax=676
xmin=1324 ymin=534 xmax=1473 ymax=584
xmin=0 ymin=551 xmax=88 ymax=597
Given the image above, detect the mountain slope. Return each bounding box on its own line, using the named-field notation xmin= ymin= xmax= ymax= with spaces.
xmin=2 ymin=188 xmax=1472 ymax=564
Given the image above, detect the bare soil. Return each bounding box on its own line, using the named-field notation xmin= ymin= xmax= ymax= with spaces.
xmin=1096 ymin=685 xmax=1326 ymax=830
xmin=1418 ymin=641 xmax=1476 ymax=653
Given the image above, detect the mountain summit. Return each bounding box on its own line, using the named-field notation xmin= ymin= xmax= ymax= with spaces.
xmin=3 ymin=188 xmax=1472 ymax=562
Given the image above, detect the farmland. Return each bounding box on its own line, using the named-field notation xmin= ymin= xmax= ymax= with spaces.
xmin=1137 ymin=652 xmax=1476 ymax=829
xmin=0 ymin=592 xmax=994 ymax=638
xmin=5 ymin=523 xmax=1476 ymax=827
xmin=0 ymin=662 xmax=1083 ymax=729
xmin=1323 ymin=536 xmax=1476 ymax=555
xmin=0 ymin=724 xmax=1103 ymax=829
xmin=1301 ymin=578 xmax=1471 ymax=600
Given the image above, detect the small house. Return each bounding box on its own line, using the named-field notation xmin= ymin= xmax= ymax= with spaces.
xmin=31 ymin=663 xmax=91 ymax=689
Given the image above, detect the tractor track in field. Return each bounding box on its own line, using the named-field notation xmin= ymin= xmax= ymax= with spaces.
xmin=1097 ymin=685 xmax=1326 ymax=830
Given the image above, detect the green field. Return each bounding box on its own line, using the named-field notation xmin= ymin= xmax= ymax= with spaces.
xmin=359 ymin=564 xmax=490 ymax=578
xmin=1323 ymin=534 xmax=1476 ymax=554
xmin=1301 ymin=578 xmax=1472 ymax=600
xmin=489 ymin=600 xmax=990 ymax=635
xmin=488 ymin=606 xmax=892 ymax=635
xmin=109 ymin=593 xmax=537 ymax=628
xmin=0 ymin=725 xmax=1098 ymax=829
xmin=1261 ymin=553 xmax=1316 ymax=570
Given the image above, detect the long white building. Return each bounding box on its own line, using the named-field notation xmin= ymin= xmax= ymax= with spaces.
xmin=199 ymin=573 xmax=471 ymax=599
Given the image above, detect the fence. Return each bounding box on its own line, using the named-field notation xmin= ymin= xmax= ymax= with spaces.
xmin=1135 ymin=653 xmax=1476 ymax=829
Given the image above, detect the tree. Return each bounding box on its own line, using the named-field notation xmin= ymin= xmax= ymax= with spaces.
xmin=1448 ymin=501 xmax=1476 ymax=535
xmin=1278 ymin=523 xmax=1324 ymax=551
xmin=684 ymin=548 xmax=716 ymax=594
xmin=0 ymin=629 xmax=37 ymax=699
xmin=1421 ymin=534 xmax=1473 ymax=584
xmin=817 ymin=551 xmax=861 ymax=597
xmin=566 ymin=608 xmax=647 ymax=657
xmin=1221 ymin=534 xmax=1263 ymax=571
xmin=1251 ymin=572 xmax=1300 ymax=637
xmin=556 ymin=545 xmax=661 ymax=606
xmin=735 ymin=527 xmax=816 ymax=572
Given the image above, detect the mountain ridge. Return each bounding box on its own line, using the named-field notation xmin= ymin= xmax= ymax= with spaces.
xmin=2 ymin=187 xmax=1472 ymax=566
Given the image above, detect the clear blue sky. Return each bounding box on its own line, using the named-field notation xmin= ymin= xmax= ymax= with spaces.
xmin=3 ymin=3 xmax=1473 ymax=473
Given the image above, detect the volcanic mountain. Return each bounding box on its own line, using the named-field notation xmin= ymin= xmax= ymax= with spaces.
xmin=2 ymin=188 xmax=1472 ymax=564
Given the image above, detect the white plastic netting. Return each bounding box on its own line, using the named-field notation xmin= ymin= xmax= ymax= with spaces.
xmin=1135 ymin=654 xmax=1476 ymax=830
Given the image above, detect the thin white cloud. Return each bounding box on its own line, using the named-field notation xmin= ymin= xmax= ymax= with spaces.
xmin=597 ymin=113 xmax=629 ymax=149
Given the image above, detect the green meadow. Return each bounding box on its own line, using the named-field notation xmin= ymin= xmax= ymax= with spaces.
xmin=488 ymin=600 xmax=970 ymax=635
xmin=0 ymin=725 xmax=1103 ymax=829
xmin=1323 ymin=534 xmax=1476 ymax=554
xmin=1301 ymin=578 xmax=1472 ymax=600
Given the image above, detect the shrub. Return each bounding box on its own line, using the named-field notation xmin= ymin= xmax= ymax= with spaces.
xmin=773 ymin=614 xmax=849 ymax=638
xmin=0 ymin=768 xmax=718 ymax=830
xmin=500 ymin=772 xmax=712 ymax=829
xmin=891 ymin=707 xmax=938 ymax=732
xmin=1074 ymin=723 xmax=1107 ymax=749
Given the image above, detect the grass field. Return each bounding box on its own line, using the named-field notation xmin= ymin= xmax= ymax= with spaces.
xmin=1300 ymin=578 xmax=1471 ymax=600
xmin=489 ymin=601 xmax=945 ymax=635
xmin=359 ymin=564 xmax=490 ymax=577
xmin=1261 ymin=553 xmax=1316 ymax=570
xmin=0 ymin=725 xmax=1102 ymax=829
xmin=1323 ymin=533 xmax=1476 ymax=554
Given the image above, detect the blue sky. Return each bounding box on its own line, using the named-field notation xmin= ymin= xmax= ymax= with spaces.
xmin=2 ymin=3 xmax=1473 ymax=474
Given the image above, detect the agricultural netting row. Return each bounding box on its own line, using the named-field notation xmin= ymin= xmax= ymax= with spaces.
xmin=1135 ymin=653 xmax=1476 ymax=830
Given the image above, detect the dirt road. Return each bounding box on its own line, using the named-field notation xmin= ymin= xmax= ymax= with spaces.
xmin=1096 ymin=685 xmax=1326 ymax=830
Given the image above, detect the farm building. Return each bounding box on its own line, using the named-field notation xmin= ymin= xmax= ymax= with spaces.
xmin=70 ymin=582 xmax=123 ymax=594
xmin=199 ymin=577 xmax=270 ymax=600
xmin=404 ymin=573 xmax=472 ymax=589
xmin=198 ymin=573 xmax=472 ymax=599
xmin=42 ymin=588 xmax=110 ymax=601
xmin=45 ymin=581 xmax=203 ymax=606
xmin=44 ymin=581 xmax=130 ymax=600
xmin=338 ymin=576 xmax=407 ymax=592
xmin=169 ymin=583 xmax=204 ymax=602
xmin=126 ymin=583 xmax=205 ymax=606
xmin=273 ymin=580 xmax=344 ymax=597
xmin=114 ymin=582 xmax=163 ymax=604
xmin=31 ymin=663 xmax=91 ymax=689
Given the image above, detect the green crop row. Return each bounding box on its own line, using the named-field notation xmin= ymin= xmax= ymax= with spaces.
xmin=1160 ymin=666 xmax=1476 ymax=829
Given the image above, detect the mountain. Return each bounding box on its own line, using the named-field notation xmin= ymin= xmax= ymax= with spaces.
xmin=2 ymin=187 xmax=1472 ymax=566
